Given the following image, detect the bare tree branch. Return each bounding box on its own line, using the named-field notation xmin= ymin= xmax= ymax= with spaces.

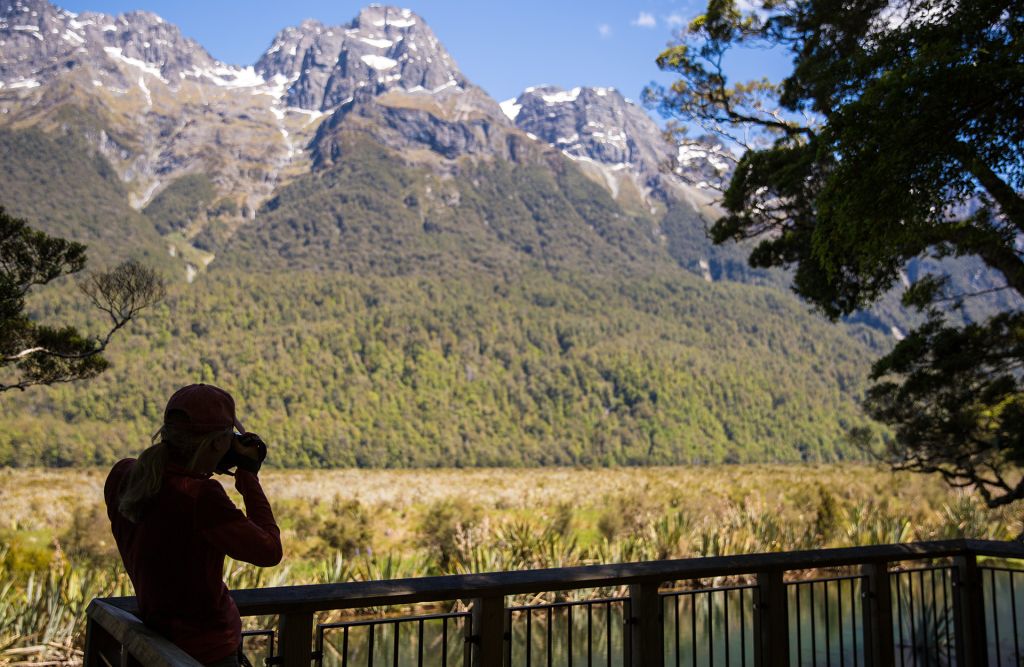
xmin=4 ymin=260 xmax=164 ymax=365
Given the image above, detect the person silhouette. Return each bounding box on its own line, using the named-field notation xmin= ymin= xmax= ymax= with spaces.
xmin=104 ymin=384 xmax=282 ymax=667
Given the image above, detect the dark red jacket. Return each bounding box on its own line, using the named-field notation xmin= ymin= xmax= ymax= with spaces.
xmin=105 ymin=459 xmax=282 ymax=664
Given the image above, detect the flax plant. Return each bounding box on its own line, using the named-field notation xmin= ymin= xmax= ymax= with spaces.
xmin=1 ymin=466 xmax=1019 ymax=664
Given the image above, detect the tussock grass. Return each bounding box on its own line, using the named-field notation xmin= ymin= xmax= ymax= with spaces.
xmin=1 ymin=465 xmax=1018 ymax=664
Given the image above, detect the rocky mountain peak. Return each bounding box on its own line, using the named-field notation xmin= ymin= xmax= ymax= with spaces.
xmin=502 ymin=84 xmax=732 ymax=203
xmin=353 ymin=5 xmax=416 ymax=28
xmin=1 ymin=0 xmax=80 ymax=85
xmin=94 ymin=10 xmax=216 ymax=79
xmin=255 ymin=5 xmax=465 ymax=112
xmin=0 ymin=0 xmax=216 ymax=87
xmin=507 ymin=85 xmax=663 ymax=169
xmin=1 ymin=0 xmax=54 ymax=17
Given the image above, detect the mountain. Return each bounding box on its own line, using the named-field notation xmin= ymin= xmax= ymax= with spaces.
xmin=0 ymin=0 xmax=753 ymax=280
xmin=501 ymin=85 xmax=730 ymax=209
xmin=497 ymin=84 xmax=775 ymax=284
xmin=2 ymin=0 xmax=1009 ymax=315
xmin=0 ymin=0 xmax=926 ymax=467
xmin=2 ymin=0 xmax=324 ymax=229
xmin=0 ymin=0 xmax=215 ymax=82
xmin=254 ymin=7 xmax=467 ymax=111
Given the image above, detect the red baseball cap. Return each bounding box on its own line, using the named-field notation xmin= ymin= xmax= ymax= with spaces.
xmin=164 ymin=384 xmax=245 ymax=435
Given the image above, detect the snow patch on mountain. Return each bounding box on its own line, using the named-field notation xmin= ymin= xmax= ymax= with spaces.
xmin=194 ymin=64 xmax=265 ymax=88
xmin=677 ymin=142 xmax=731 ymax=174
xmin=137 ymin=74 xmax=151 ymax=106
xmin=104 ymin=47 xmax=168 ymax=82
xmin=542 ymin=87 xmax=580 ymax=104
xmin=6 ymin=78 xmax=40 ymax=88
xmin=699 ymin=258 xmax=713 ymax=283
xmin=358 ymin=36 xmax=393 ymax=48
xmin=360 ymin=54 xmax=398 ymax=70
xmin=499 ymin=98 xmax=521 ymax=121
xmin=11 ymin=24 xmax=42 ymax=40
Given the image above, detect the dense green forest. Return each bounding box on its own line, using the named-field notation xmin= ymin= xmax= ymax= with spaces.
xmin=1 ymin=269 xmax=885 ymax=467
xmin=0 ymin=127 xmax=889 ymax=467
xmin=0 ymin=128 xmax=170 ymax=267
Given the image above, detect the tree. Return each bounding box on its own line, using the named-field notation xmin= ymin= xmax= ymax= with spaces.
xmin=1 ymin=207 xmax=165 ymax=392
xmin=647 ymin=0 xmax=1024 ymax=505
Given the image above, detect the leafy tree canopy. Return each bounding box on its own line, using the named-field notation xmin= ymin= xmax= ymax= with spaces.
xmin=648 ymin=0 xmax=1024 ymax=505
xmin=0 ymin=207 xmax=165 ymax=392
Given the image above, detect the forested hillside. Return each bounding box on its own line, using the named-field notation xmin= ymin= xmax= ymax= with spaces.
xmin=0 ymin=0 xmax=907 ymax=468
xmin=2 ymin=269 xmax=885 ymax=467
xmin=222 ymin=135 xmax=661 ymax=276
xmin=0 ymin=127 xmax=170 ymax=267
xmin=0 ymin=115 xmax=894 ymax=468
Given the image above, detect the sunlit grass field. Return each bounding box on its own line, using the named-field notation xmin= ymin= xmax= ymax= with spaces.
xmin=1 ymin=465 xmax=1019 ymax=664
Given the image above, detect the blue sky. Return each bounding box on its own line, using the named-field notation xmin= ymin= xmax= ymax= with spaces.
xmin=59 ymin=0 xmax=791 ymax=107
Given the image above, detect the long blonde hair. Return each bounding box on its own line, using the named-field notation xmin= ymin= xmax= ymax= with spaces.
xmin=117 ymin=424 xmax=229 ymax=522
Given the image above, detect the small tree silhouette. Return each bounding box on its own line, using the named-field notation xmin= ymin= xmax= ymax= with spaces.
xmin=1 ymin=207 xmax=165 ymax=392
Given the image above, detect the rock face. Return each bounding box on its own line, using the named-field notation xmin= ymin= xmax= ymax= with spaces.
xmin=502 ymin=85 xmax=733 ymax=207
xmin=0 ymin=0 xmax=731 ymax=255
xmin=255 ymin=7 xmax=466 ymax=112
xmin=0 ymin=0 xmax=216 ymax=85
xmin=310 ymin=86 xmax=515 ymax=168
xmin=509 ymin=87 xmax=663 ymax=171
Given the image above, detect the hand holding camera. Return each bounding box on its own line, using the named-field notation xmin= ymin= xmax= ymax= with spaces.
xmin=216 ymin=432 xmax=267 ymax=475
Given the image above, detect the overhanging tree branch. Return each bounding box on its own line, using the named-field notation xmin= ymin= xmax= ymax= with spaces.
xmin=652 ymin=0 xmax=1024 ymax=507
xmin=952 ymin=140 xmax=1024 ymax=232
xmin=1 ymin=208 xmax=165 ymax=393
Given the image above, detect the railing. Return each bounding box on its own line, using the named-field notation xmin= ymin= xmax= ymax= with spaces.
xmin=84 ymin=538 xmax=1024 ymax=667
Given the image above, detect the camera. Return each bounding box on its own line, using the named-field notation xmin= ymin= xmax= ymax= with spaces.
xmin=215 ymin=432 xmax=267 ymax=475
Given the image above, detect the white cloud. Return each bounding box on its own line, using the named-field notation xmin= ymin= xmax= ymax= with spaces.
xmin=597 ymin=23 xmax=612 ymax=37
xmin=665 ymin=13 xmax=687 ymax=27
xmin=631 ymin=11 xmax=657 ymax=28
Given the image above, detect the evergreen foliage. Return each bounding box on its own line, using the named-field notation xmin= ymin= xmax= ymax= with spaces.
xmin=143 ymin=173 xmax=218 ymax=236
xmin=0 ymin=128 xmax=169 ymax=267
xmin=0 ymin=125 xmax=888 ymax=468
xmin=222 ymin=135 xmax=664 ymax=278
xmin=0 ymin=269 xmax=883 ymax=467
xmin=649 ymin=0 xmax=1024 ymax=504
xmin=0 ymin=208 xmax=164 ymax=393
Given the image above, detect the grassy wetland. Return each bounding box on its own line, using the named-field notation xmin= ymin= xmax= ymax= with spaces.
xmin=1 ymin=465 xmax=1019 ymax=664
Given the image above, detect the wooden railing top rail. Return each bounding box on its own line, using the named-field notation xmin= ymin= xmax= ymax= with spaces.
xmin=85 ymin=599 xmax=202 ymax=667
xmin=100 ymin=538 xmax=1024 ymax=617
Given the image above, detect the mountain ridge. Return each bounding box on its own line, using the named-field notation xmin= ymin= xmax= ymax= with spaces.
xmin=0 ymin=0 xmax=722 ymax=225
xmin=3 ymin=0 xmax=1012 ymax=330
xmin=0 ymin=0 xmax=906 ymax=468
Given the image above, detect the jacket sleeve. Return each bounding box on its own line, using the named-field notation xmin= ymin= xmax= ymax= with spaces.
xmin=104 ymin=459 xmax=136 ymax=521
xmin=196 ymin=472 xmax=283 ymax=567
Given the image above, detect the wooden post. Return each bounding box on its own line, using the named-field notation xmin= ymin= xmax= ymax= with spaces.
xmin=629 ymin=583 xmax=665 ymax=666
xmin=754 ymin=570 xmax=789 ymax=667
xmin=953 ymin=554 xmax=989 ymax=667
xmin=84 ymin=615 xmax=120 ymax=667
xmin=119 ymin=645 xmax=144 ymax=667
xmin=470 ymin=596 xmax=506 ymax=667
xmin=861 ymin=561 xmax=895 ymax=667
xmin=277 ymin=612 xmax=314 ymax=667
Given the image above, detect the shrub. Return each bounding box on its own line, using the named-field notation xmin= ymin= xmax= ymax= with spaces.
xmin=318 ymin=498 xmax=373 ymax=557
xmin=62 ymin=503 xmax=118 ymax=563
xmin=417 ymin=498 xmax=482 ymax=570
